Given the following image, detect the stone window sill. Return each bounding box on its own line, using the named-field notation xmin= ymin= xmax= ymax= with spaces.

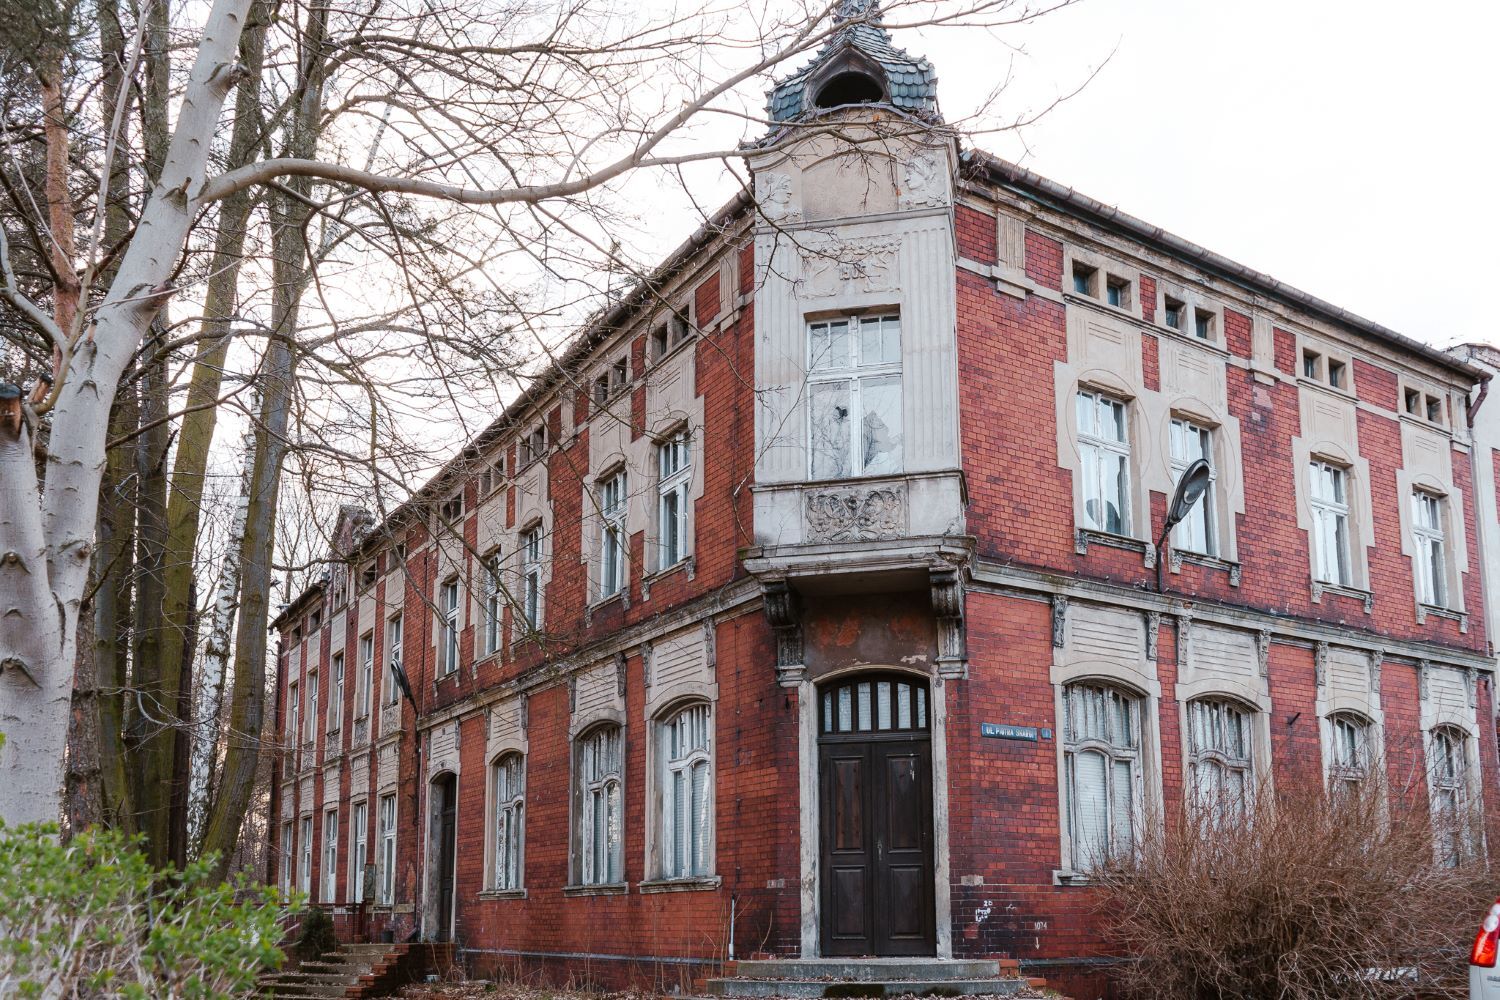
xmin=477 ymin=888 xmax=527 ymax=900
xmin=1174 ymin=550 xmax=1242 ymax=587
xmin=1418 ymin=603 xmax=1468 ymax=631
xmin=562 ymin=883 xmax=628 ymax=897
xmin=1052 ymin=869 xmax=1094 ymax=887
xmin=1313 ymin=580 xmax=1373 ymax=613
xmin=1075 ymin=528 xmax=1154 ymax=566
xmin=638 ymin=875 xmax=721 ymax=894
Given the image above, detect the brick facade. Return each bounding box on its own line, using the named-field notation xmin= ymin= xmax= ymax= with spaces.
xmin=266 ymin=22 xmax=1498 ymax=999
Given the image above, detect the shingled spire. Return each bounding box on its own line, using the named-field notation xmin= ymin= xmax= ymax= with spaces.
xmin=763 ymin=0 xmax=939 ymax=130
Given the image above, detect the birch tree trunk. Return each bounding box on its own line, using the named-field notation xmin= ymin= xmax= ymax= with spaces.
xmin=0 ymin=0 xmax=253 ymax=827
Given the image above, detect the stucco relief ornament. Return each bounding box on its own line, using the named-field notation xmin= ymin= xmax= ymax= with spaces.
xmin=755 ymin=171 xmax=798 ymax=223
xmin=803 ymin=485 xmax=905 ymax=542
xmin=899 ymin=149 xmax=948 ymax=209
xmin=798 ymin=237 xmax=900 ymax=299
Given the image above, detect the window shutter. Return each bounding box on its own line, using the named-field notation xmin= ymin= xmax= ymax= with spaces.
xmin=673 ymin=769 xmax=688 ymax=876
xmin=1071 ymin=749 xmax=1108 ymax=869
xmin=691 ymin=759 xmax=710 ymax=875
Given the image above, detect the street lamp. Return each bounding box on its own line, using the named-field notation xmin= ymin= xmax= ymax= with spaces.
xmin=1156 ymin=457 xmax=1212 ymax=593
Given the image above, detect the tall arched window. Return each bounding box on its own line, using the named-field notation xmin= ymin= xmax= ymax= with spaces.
xmin=577 ymin=725 xmax=623 ymax=885
xmin=1327 ymin=712 xmax=1373 ymax=794
xmin=1062 ymin=683 xmax=1140 ymax=869
xmin=660 ymin=703 xmax=712 ymax=879
xmin=1430 ymin=725 xmax=1474 ymax=866
xmin=492 ymin=753 xmax=524 ymax=891
xmin=1188 ymin=698 xmax=1255 ymax=820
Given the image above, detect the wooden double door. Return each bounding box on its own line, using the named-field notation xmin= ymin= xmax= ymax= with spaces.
xmin=817 ymin=674 xmax=936 ymax=957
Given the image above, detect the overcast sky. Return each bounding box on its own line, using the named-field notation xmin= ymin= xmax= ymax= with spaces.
xmin=896 ymin=0 xmax=1497 ymax=350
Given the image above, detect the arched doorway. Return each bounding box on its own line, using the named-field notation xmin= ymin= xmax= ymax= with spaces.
xmin=817 ymin=673 xmax=935 ymax=956
xmin=429 ymin=772 xmax=458 ymax=942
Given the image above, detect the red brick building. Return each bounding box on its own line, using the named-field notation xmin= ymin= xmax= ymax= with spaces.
xmin=268 ymin=7 xmax=1499 ymax=995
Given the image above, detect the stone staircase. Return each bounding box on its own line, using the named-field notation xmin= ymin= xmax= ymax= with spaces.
xmin=259 ymin=941 xmax=451 ymax=998
xmin=700 ymin=958 xmax=1051 ymax=997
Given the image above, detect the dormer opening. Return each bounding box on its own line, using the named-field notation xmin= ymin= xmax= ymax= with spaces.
xmin=814 ymin=70 xmax=885 ymax=109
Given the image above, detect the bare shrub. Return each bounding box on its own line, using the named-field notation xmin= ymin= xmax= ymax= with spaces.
xmin=1093 ymin=777 xmax=1493 ymax=999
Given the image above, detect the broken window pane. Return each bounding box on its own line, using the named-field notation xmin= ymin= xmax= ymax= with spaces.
xmin=810 ymin=380 xmax=852 ymax=479
xmin=810 ymin=319 xmax=850 ymax=371
xmin=860 ymin=375 xmax=903 ymax=475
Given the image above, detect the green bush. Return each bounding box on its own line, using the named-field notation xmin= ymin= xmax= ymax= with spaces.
xmin=296 ymin=906 xmax=338 ymax=959
xmin=0 ymin=822 xmax=299 ymax=999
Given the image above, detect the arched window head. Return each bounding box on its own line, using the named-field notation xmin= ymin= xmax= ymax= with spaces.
xmin=1188 ymin=697 xmax=1256 ymax=824
xmin=576 ymin=725 xmax=623 ymax=885
xmin=1062 ymin=683 xmax=1141 ymax=871
xmin=1327 ymin=712 xmax=1373 ymax=795
xmin=492 ymin=753 xmax=524 ymax=891
xmin=660 ymin=703 xmax=713 ymax=879
xmin=814 ymin=70 xmax=885 ymax=109
xmin=1430 ymin=725 xmax=1474 ymax=867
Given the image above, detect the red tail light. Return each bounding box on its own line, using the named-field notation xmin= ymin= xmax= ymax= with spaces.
xmin=1472 ymin=901 xmax=1500 ymax=968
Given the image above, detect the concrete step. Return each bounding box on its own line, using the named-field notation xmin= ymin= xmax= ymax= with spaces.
xmin=702 ymin=978 xmax=1028 ymax=998
xmin=730 ymin=960 xmax=1002 ymax=982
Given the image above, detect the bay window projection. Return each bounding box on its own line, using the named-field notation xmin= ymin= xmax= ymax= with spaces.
xmin=1062 ymin=683 xmax=1140 ymax=870
xmin=1076 ymin=389 xmax=1131 ymax=536
xmin=598 ymin=472 xmax=627 ymax=599
xmin=1188 ymin=698 xmax=1255 ymax=821
xmin=377 ymin=794 xmax=397 ymax=904
xmin=1430 ymin=726 xmax=1474 ymax=866
xmin=1309 ymin=460 xmax=1352 ymax=587
xmin=1327 ymin=712 xmax=1373 ymax=795
xmin=577 ymin=725 xmax=623 ymax=885
xmin=521 ymin=526 xmax=543 ymax=629
xmin=1412 ymin=490 xmax=1447 ymax=607
xmin=492 ymin=754 xmax=525 ymax=891
xmin=439 ymin=578 xmax=459 ymax=675
xmin=657 ymin=432 xmax=691 ymax=569
xmin=808 ymin=313 xmax=903 ymax=480
xmin=661 ymin=703 xmax=712 ymax=879
xmin=385 ymin=615 xmax=403 ymax=705
xmin=482 ymin=550 xmax=503 ymax=655
xmin=321 ymin=810 xmax=338 ymax=903
xmin=1169 ymin=417 xmax=1216 ymax=555
xmin=298 ymin=815 xmax=313 ymax=894
xmin=350 ymin=800 xmax=369 ymax=904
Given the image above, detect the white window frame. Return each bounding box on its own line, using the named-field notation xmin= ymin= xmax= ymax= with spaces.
xmin=298 ymin=815 xmax=313 ymax=895
xmin=806 ymin=313 xmax=904 ymax=481
xmin=1169 ymin=417 xmax=1217 ymax=557
xmin=481 ymin=550 xmax=503 ymax=656
xmin=1187 ymin=698 xmax=1256 ymax=822
xmin=321 ymin=809 xmax=338 ymax=903
xmin=304 ymin=672 xmax=318 ymax=745
xmin=1327 ymin=711 xmax=1372 ymax=794
xmin=280 ymin=822 xmax=294 ymax=895
xmin=385 ymin=615 xmax=403 ymax=705
xmin=520 ymin=525 xmax=543 ymax=630
xmin=357 ymin=633 xmax=373 ymax=719
xmin=349 ymin=800 xmax=369 ymax=904
xmin=328 ymin=653 xmax=344 ymax=733
xmin=377 ymin=794 xmax=397 ymax=904
xmin=1309 ymin=460 xmax=1352 ymax=587
xmin=576 ymin=725 xmax=623 ymax=886
xmin=659 ymin=703 xmax=713 ymax=879
xmin=1061 ymin=683 xmax=1141 ymax=871
xmin=1429 ymin=725 xmax=1475 ymax=867
xmin=492 ymin=753 xmax=525 ymax=891
xmin=657 ymin=431 xmax=691 ymax=570
xmin=438 ymin=578 xmax=459 ymax=675
xmin=597 ymin=471 xmax=627 ymax=600
xmin=1412 ymin=489 xmax=1448 ymax=607
xmin=1076 ymin=388 xmax=1132 ymax=537
xmin=288 ymin=682 xmax=300 ymax=751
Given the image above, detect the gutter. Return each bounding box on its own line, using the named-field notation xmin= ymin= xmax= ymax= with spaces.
xmin=964 ymin=150 xmax=1487 ymax=384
